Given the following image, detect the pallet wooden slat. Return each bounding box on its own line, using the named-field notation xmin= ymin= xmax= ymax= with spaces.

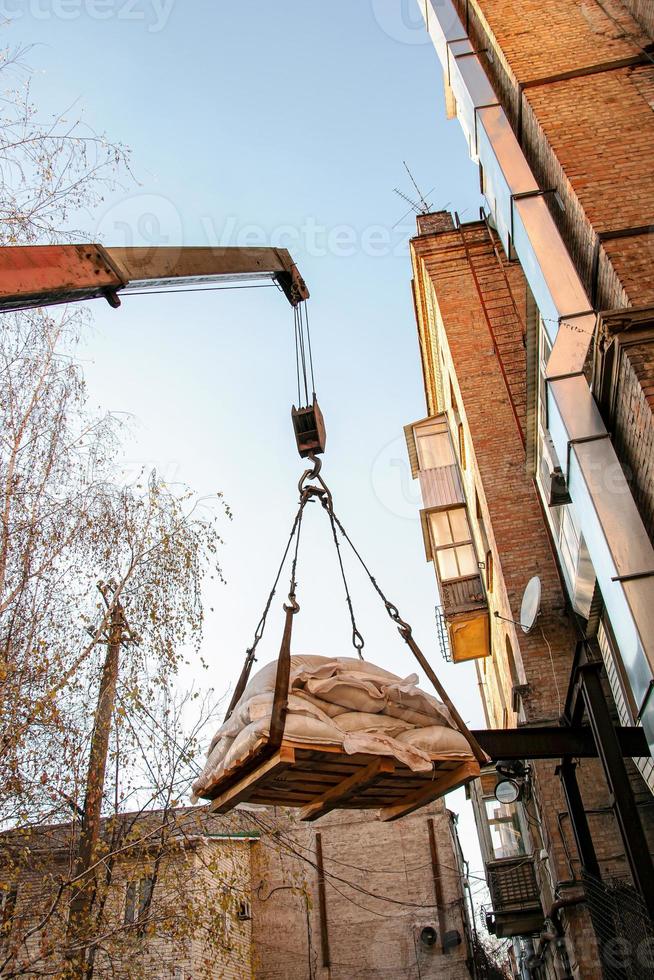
xmin=378 ymin=761 xmax=480 ymax=822
xmin=201 ymin=737 xmax=480 ymax=819
xmin=209 ymin=744 xmax=296 ymax=814
xmin=300 ymin=758 xmax=395 ymax=822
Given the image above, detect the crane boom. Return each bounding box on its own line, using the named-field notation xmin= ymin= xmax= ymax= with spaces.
xmin=0 ymin=243 xmax=308 ymax=312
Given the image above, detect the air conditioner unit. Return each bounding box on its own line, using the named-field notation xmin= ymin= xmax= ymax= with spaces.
xmin=548 ymin=466 xmax=571 ymax=507
xmin=539 ymin=435 xmax=570 ymax=507
xmin=236 ymin=900 xmax=251 ymax=921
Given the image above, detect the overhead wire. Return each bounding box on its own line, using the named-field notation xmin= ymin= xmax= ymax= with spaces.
xmin=247 ymin=811 xmax=469 ymax=910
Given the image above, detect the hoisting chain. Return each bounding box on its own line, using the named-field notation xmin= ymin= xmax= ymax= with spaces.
xmin=299 ymin=455 xmax=413 ymax=642
xmin=321 ymin=496 xmax=365 ymax=659
xmin=229 ymin=457 xmax=489 ymax=764
xmin=328 ymin=509 xmax=414 ymax=639
xmin=298 ymin=456 xmax=366 ymax=659
xmin=225 ymin=491 xmax=310 ymax=721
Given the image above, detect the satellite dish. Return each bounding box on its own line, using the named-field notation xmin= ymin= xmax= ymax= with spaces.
xmin=520 ymin=576 xmax=541 ymax=633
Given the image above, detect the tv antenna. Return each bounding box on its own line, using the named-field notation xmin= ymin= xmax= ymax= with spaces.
xmin=393 ymin=162 xmax=448 ymax=229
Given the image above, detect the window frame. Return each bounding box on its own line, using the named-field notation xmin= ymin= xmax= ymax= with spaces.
xmin=426 ymin=503 xmax=479 ymax=585
xmin=414 ymin=416 xmax=456 ymax=471
xmin=124 ymin=876 xmax=154 ymax=932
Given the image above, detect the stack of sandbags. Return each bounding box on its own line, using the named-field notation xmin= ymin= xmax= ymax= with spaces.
xmin=192 ymin=655 xmax=474 ymax=801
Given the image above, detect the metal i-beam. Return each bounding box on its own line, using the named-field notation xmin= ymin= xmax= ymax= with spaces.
xmin=557 ymin=759 xmax=601 ymax=879
xmin=471 ymin=725 xmax=649 ymax=761
xmin=579 ymin=661 xmax=654 ymax=921
xmin=0 ymin=243 xmax=309 ymax=312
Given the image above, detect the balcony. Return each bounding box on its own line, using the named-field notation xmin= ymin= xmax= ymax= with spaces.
xmin=485 ymin=856 xmax=544 ymax=938
xmin=406 ymin=414 xmax=490 ymax=664
xmin=441 ymin=573 xmax=490 ymax=664
xmin=441 ymin=572 xmax=486 ymax=614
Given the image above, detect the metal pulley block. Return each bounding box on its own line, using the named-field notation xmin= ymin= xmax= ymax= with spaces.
xmin=292 ymin=397 xmax=326 ymax=458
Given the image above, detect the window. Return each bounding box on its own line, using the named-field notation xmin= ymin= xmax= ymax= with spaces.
xmin=485 ymin=551 xmax=494 ymax=592
xmin=457 ymin=423 xmax=466 ymax=469
xmin=124 ymin=877 xmax=154 ymax=928
xmin=450 ymin=380 xmax=458 ymax=415
xmin=415 ymin=417 xmax=455 ymax=470
xmin=484 ymin=799 xmax=528 ymax=860
xmin=124 ymin=882 xmax=137 ymax=925
xmin=538 ymin=321 xmax=552 ymax=432
xmin=597 ymin=614 xmax=637 ymax=726
xmin=554 ymin=504 xmax=595 ymax=618
xmin=493 ymin=659 xmax=509 ymax=728
xmin=1 ymin=886 xmax=17 ymax=943
xmin=505 ymin=635 xmax=519 ymax=689
xmin=428 ymin=506 xmax=477 ymax=582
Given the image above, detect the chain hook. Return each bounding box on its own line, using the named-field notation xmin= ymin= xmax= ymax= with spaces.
xmin=298 ymin=454 xmax=323 ymax=495
xmin=385 ymin=601 xmax=412 ymax=637
xmin=284 ymin=593 xmax=300 ymax=614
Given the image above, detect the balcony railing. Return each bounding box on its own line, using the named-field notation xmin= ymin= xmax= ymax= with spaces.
xmin=441 ymin=573 xmax=487 ymax=617
xmin=440 ymin=573 xmax=490 ymax=663
xmin=487 ymin=856 xmax=540 ymax=913
xmin=485 ymin=855 xmax=544 ymax=938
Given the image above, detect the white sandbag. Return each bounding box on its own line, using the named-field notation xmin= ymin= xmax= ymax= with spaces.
xmin=219 ymin=692 xmax=335 ymax=741
xmin=396 ymin=726 xmax=474 ymax=759
xmin=341 ymin=731 xmax=433 ymax=773
xmin=222 ymin=712 xmax=344 ymax=773
xmin=302 ymin=673 xmax=388 ymax=713
xmin=335 ymin=711 xmax=412 ymax=736
xmin=384 ymin=682 xmax=454 ymax=726
xmin=291 ymin=688 xmax=349 ymax=718
xmin=383 ymin=702 xmax=453 ymax=728
xmin=238 ymin=654 xmax=333 ymax=704
xmin=201 ymin=735 xmax=234 ymax=780
xmin=296 ymin=657 xmax=409 ymax=683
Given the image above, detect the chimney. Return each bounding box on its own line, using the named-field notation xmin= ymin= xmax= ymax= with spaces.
xmin=416 ymin=211 xmax=455 ymax=236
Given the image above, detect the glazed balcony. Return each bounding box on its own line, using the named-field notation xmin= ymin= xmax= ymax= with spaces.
xmin=406 ymin=414 xmax=490 ymax=664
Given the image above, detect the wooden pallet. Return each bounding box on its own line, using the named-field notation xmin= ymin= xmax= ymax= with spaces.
xmin=203 ymin=740 xmax=480 ymax=822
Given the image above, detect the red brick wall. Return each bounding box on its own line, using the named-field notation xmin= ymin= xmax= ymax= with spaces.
xmin=451 ymin=0 xmax=654 ymax=311
xmin=411 ymin=220 xmax=641 ymax=977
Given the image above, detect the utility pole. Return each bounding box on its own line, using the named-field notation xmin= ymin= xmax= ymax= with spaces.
xmin=65 ymin=582 xmax=138 ymax=979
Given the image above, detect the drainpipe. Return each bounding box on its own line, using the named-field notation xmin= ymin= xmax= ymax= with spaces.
xmin=420 ymin=0 xmax=654 ymax=752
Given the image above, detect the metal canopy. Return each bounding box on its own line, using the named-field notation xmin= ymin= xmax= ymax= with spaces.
xmin=0 ymin=243 xmax=309 ymax=312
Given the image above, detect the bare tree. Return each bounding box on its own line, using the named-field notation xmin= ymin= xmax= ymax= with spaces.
xmin=0 ymin=41 xmax=130 ymax=247
xmin=0 ymin=36 xmax=237 ymax=979
xmin=0 ymin=691 xmax=247 ymax=980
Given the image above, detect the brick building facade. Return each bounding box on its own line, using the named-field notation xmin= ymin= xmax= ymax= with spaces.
xmin=0 ymin=801 xmax=474 ymax=978
xmin=403 ymin=1 xmax=654 ymax=976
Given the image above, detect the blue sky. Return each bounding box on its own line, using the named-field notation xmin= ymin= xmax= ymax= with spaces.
xmin=8 ymin=0 xmax=487 ymax=876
